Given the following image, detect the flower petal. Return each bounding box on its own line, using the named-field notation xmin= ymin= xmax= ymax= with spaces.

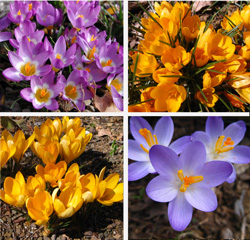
xmin=169 ymin=136 xmax=191 ymax=154
xmin=200 ymin=161 xmax=233 ymax=187
xmin=185 ymin=186 xmax=217 ymax=212
xmin=227 ymin=145 xmax=250 ymax=164
xmin=153 ymin=117 xmax=173 ymax=147
xmin=128 ymin=139 xmax=149 ymax=161
xmin=130 ymin=117 xmax=153 ymax=145
xmin=128 ymin=162 xmax=151 ymax=181
xmin=20 ymin=88 xmax=33 ymax=102
xmin=146 ymin=175 xmax=177 ymax=202
xmin=191 ymin=131 xmax=212 ymax=149
xmin=149 ymin=145 xmax=179 ymax=177
xmin=226 ymin=164 xmax=236 ymax=183
xmin=223 ymin=121 xmax=246 ymax=145
xmin=168 ymin=193 xmax=193 ymax=231
xmin=205 ymin=117 xmax=224 ymax=143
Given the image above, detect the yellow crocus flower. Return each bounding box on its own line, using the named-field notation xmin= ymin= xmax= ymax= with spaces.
xmin=1 ymin=130 xmax=34 ymax=163
xmin=0 ymin=171 xmax=28 ymax=207
xmin=36 ymin=161 xmax=67 ymax=187
xmin=62 ymin=116 xmax=82 ymax=134
xmin=235 ymin=87 xmax=250 ymax=104
xmin=221 ymin=9 xmax=243 ymax=31
xmin=196 ymin=87 xmax=219 ymax=108
xmin=34 ymin=122 xmax=58 ymax=143
xmin=241 ymin=5 xmax=250 ymax=30
xmin=27 ymin=174 xmax=46 ymax=197
xmin=26 ymin=190 xmax=53 ymax=225
xmin=0 ymin=138 xmax=16 ymax=169
xmin=52 ymin=186 xmax=84 ymax=219
xmin=44 ymin=118 xmax=63 ymax=139
xmin=153 ymin=68 xmax=182 ymax=84
xmin=182 ymin=15 xmax=201 ymax=42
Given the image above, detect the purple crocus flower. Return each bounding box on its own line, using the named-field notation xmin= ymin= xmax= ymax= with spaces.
xmin=95 ymin=42 xmax=123 ymax=74
xmin=44 ymin=36 xmax=76 ymax=71
xmin=20 ymin=71 xmax=64 ymax=111
xmin=64 ymin=27 xmax=78 ymax=47
xmin=9 ymin=20 xmax=44 ymax=48
xmin=36 ymin=1 xmax=63 ymax=28
xmin=59 ymin=69 xmax=93 ymax=111
xmin=8 ymin=1 xmax=33 ymax=24
xmin=146 ymin=142 xmax=233 ymax=231
xmin=128 ymin=117 xmax=191 ymax=181
xmin=65 ymin=1 xmax=101 ymax=29
xmin=192 ymin=117 xmax=250 ymax=183
xmin=107 ymin=72 xmax=123 ymax=111
xmin=3 ymin=37 xmax=51 ymax=82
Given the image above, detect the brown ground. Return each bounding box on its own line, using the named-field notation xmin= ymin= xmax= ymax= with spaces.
xmin=129 ymin=117 xmax=250 ymax=239
xmin=0 ymin=116 xmax=123 ymax=240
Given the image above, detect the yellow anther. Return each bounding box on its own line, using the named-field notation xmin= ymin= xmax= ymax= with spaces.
xmin=17 ymin=10 xmax=21 ymax=16
xmin=215 ymin=135 xmax=234 ymax=154
xmin=139 ymin=128 xmax=158 ymax=153
xmin=90 ymin=35 xmax=97 ymax=41
xmin=87 ymin=46 xmax=96 ymax=60
xmin=40 ymin=89 xmax=48 ymax=98
xmin=77 ymin=14 xmax=84 ymax=19
xmin=71 ymin=36 xmax=77 ymax=44
xmin=28 ymin=3 xmax=32 ymax=11
xmin=178 ymin=169 xmax=203 ymax=192
xmin=56 ymin=53 xmax=62 ymax=59
xmin=20 ymin=62 xmax=36 ymax=76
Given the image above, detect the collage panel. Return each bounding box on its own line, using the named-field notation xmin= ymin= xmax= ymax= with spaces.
xmin=128 ymin=116 xmax=250 ymax=239
xmin=0 ymin=116 xmax=123 ymax=239
xmin=128 ymin=1 xmax=250 ymax=112
xmin=0 ymin=1 xmax=123 ymax=112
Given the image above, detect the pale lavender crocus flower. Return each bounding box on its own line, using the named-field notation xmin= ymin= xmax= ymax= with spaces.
xmin=192 ymin=117 xmax=250 ymax=183
xmin=95 ymin=42 xmax=123 ymax=74
xmin=44 ymin=36 xmax=76 ymax=71
xmin=65 ymin=1 xmax=100 ymax=29
xmin=3 ymin=37 xmax=51 ymax=82
xmin=9 ymin=20 xmax=44 ymax=48
xmin=128 ymin=117 xmax=191 ymax=181
xmin=8 ymin=1 xmax=33 ymax=24
xmin=59 ymin=69 xmax=93 ymax=111
xmin=36 ymin=1 xmax=63 ymax=28
xmin=20 ymin=71 xmax=64 ymax=111
xmin=146 ymin=142 xmax=233 ymax=231
xmin=107 ymin=72 xmax=123 ymax=111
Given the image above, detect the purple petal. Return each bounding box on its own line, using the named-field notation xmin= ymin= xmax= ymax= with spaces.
xmin=128 ymin=161 xmax=151 ymax=181
xmin=19 ymin=37 xmax=32 ymax=60
xmin=34 ymin=51 xmax=50 ymax=65
xmin=130 ymin=117 xmax=153 ymax=146
xmin=168 ymin=193 xmax=193 ymax=231
xmin=111 ymin=85 xmax=123 ymax=111
xmin=8 ymin=52 xmax=23 ymax=71
xmin=205 ymin=117 xmax=224 ymax=143
xmin=45 ymin=98 xmax=59 ymax=111
xmin=191 ymin=131 xmax=212 ymax=149
xmin=128 ymin=139 xmax=149 ymax=161
xmin=65 ymin=43 xmax=76 ymax=59
xmin=37 ymin=65 xmax=52 ymax=76
xmin=227 ymin=145 xmax=250 ymax=164
xmin=200 ymin=161 xmax=233 ymax=187
xmin=153 ymin=117 xmax=173 ymax=147
xmin=185 ymin=186 xmax=217 ymax=212
xmin=179 ymin=141 xmax=207 ymax=174
xmin=0 ymin=32 xmax=12 ymax=42
xmin=20 ymin=88 xmax=33 ymax=102
xmin=222 ymin=121 xmax=246 ymax=146
xmin=169 ymin=136 xmax=191 ymax=154
xmin=146 ymin=175 xmax=178 ymax=202
xmin=149 ymin=145 xmax=180 ymax=177
xmin=32 ymin=99 xmax=44 ymax=110
xmin=2 ymin=68 xmax=23 ymax=82
xmin=226 ymin=164 xmax=236 ymax=183
xmin=54 ymin=35 xmax=66 ymax=56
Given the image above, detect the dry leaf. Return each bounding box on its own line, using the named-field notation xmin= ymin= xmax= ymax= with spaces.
xmin=192 ymin=1 xmax=213 ymax=12
xmin=97 ymin=128 xmax=112 ymax=137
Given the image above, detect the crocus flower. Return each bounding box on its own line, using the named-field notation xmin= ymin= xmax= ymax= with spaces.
xmin=62 ymin=116 xmax=82 ymax=134
xmin=1 ymin=129 xmax=35 ymax=163
xmin=36 ymin=161 xmax=67 ymax=187
xmin=0 ymin=171 xmax=28 ymax=207
xmin=146 ymin=142 xmax=233 ymax=231
xmin=65 ymin=1 xmax=101 ymax=29
xmin=44 ymin=36 xmax=76 ymax=71
xmin=59 ymin=69 xmax=93 ymax=111
xmin=0 ymin=138 xmax=16 ymax=169
xmin=27 ymin=174 xmax=46 ymax=197
xmin=52 ymin=186 xmax=84 ymax=219
xmin=36 ymin=1 xmax=63 ymax=28
xmin=107 ymin=72 xmax=123 ymax=111
xmin=8 ymin=1 xmax=32 ymax=24
xmin=26 ymin=190 xmax=53 ymax=225
xmin=3 ymin=37 xmax=51 ymax=82
xmin=44 ymin=118 xmax=63 ymax=139
xmin=34 ymin=121 xmax=60 ymax=143
xmin=9 ymin=20 xmax=44 ymax=48
xmin=196 ymin=87 xmax=219 ymax=108
xmin=128 ymin=117 xmax=191 ymax=181
xmin=182 ymin=15 xmax=201 ymax=42
xmin=192 ymin=117 xmax=250 ymax=183
xmin=241 ymin=5 xmax=250 ymax=30
xmin=95 ymin=42 xmax=123 ymax=74
xmin=20 ymin=71 xmax=64 ymax=111
xmin=81 ymin=62 xmax=107 ymax=83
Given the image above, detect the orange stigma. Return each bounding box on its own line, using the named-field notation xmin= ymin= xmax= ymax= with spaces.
xmin=178 ymin=170 xmax=203 ymax=192
xmin=139 ymin=128 xmax=158 ymax=153
xmin=215 ymin=136 xmax=234 ymax=154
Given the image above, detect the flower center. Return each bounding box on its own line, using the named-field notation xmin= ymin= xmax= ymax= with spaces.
xmin=71 ymin=36 xmax=77 ymax=44
xmin=56 ymin=53 xmax=62 ymax=59
xmin=17 ymin=10 xmax=21 ymax=16
xmin=178 ymin=170 xmax=203 ymax=192
xmin=215 ymin=135 xmax=234 ymax=154
xmin=139 ymin=128 xmax=158 ymax=153
xmin=77 ymin=14 xmax=84 ymax=19
xmin=106 ymin=79 xmax=122 ymax=93
xmin=20 ymin=62 xmax=36 ymax=76
xmin=65 ymin=85 xmax=78 ymax=100
xmin=101 ymin=59 xmax=113 ymax=68
xmin=28 ymin=3 xmax=33 ymax=11
xmin=90 ymin=35 xmax=97 ymax=41
xmin=35 ymin=88 xmax=50 ymax=103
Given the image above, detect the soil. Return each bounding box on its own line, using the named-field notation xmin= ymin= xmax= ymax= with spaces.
xmin=129 ymin=117 xmax=250 ymax=239
xmin=0 ymin=116 xmax=123 ymax=240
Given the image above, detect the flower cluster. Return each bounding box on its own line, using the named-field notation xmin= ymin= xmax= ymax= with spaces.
xmin=128 ymin=116 xmax=250 ymax=231
xmin=129 ymin=1 xmax=250 ymax=112
xmin=1 ymin=1 xmax=123 ymax=111
xmin=0 ymin=117 xmax=123 ymax=232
